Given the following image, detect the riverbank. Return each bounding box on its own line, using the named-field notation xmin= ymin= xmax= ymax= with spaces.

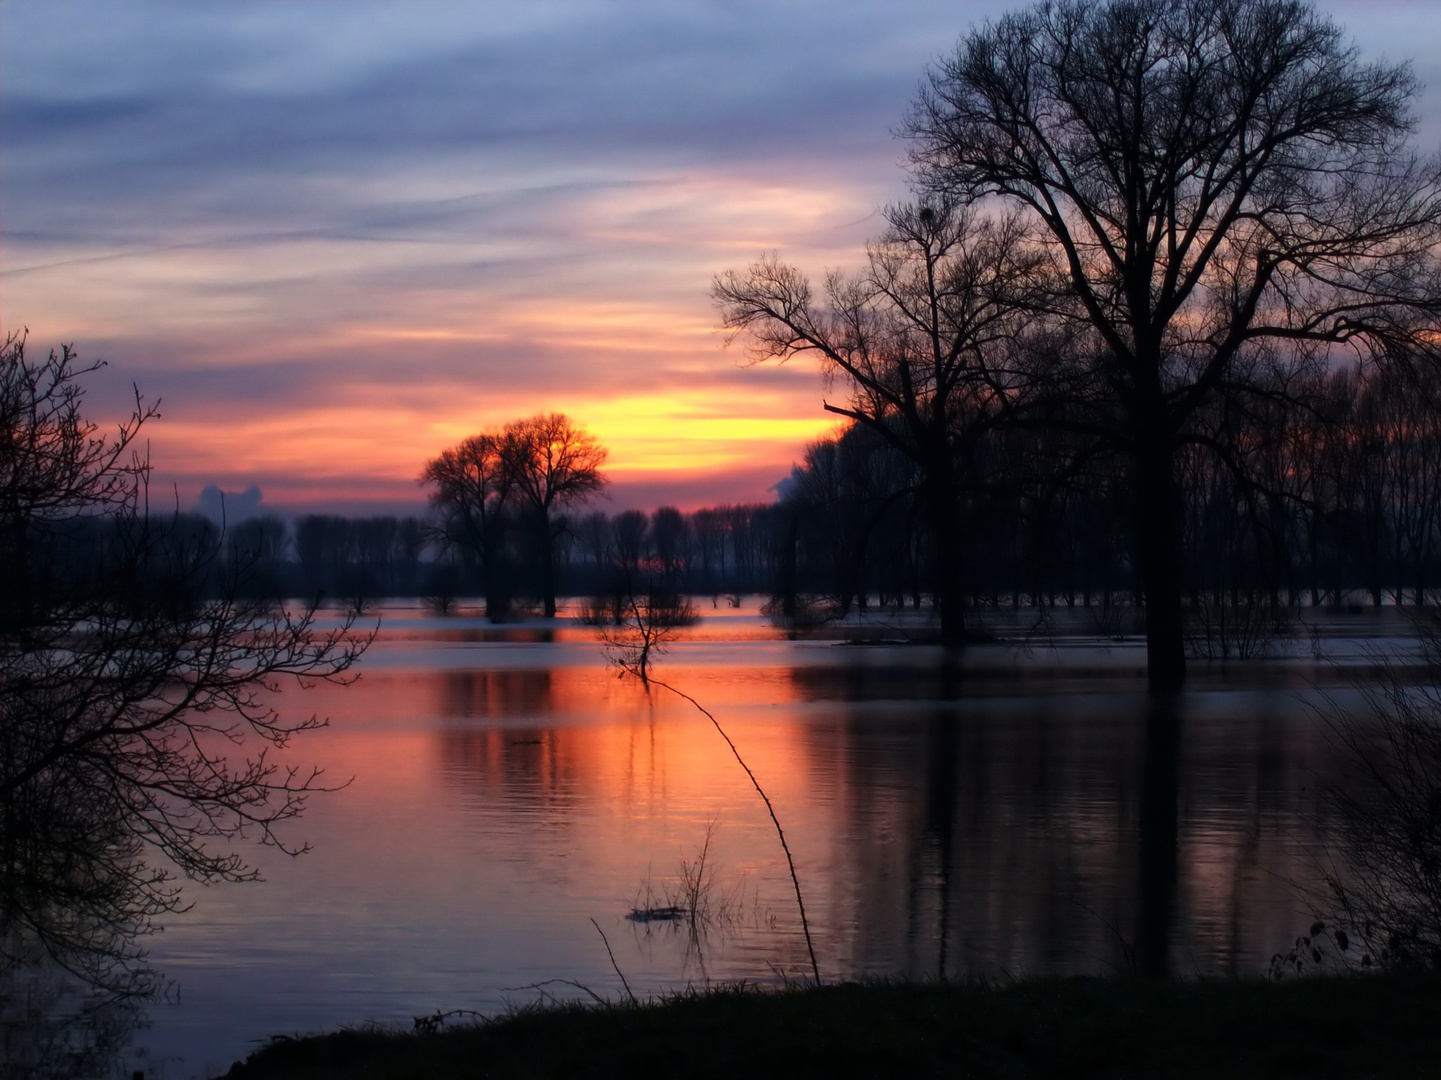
xmin=220 ymin=974 xmax=1440 ymax=1078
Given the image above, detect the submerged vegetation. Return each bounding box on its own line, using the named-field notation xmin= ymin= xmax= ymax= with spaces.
xmin=597 ymin=600 xmax=822 ymax=985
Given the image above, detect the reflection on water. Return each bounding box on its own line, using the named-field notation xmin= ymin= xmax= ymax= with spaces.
xmin=795 ymin=686 xmax=1326 ymax=983
xmin=441 ymin=669 xmax=555 ymax=718
xmin=1138 ymin=697 xmax=1180 ymax=977
xmin=1 ymin=953 xmax=144 ymax=1080
xmin=121 ymin=602 xmax=1358 ymax=1077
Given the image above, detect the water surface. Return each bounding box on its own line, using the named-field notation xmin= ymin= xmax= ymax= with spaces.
xmin=119 ymin=600 xmax=1380 ymax=1077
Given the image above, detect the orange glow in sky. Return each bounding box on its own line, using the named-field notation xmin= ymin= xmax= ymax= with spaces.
xmin=4 ymin=172 xmax=873 ymax=513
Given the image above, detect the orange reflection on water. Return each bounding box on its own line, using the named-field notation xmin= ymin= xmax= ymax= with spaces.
xmin=288 ymin=659 xmax=822 ymax=861
xmin=138 ymin=616 xmax=1368 ymax=1080
xmin=255 ymin=626 xmax=1341 ymax=993
xmin=429 ymin=664 xmax=818 ymax=823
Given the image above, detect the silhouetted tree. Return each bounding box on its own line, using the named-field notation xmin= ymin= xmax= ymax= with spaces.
xmin=785 ymin=424 xmax=918 ymax=616
xmin=716 ymin=201 xmax=1043 ymax=642
xmin=423 ymin=415 xmax=606 ymax=618
xmin=421 ymin=433 xmax=517 ymax=618
xmin=690 ymin=508 xmax=728 ymax=596
xmin=502 ymin=413 xmax=608 ymax=618
xmin=0 ymin=334 xmax=367 ymax=995
xmin=650 ymin=506 xmax=691 ymax=587
xmin=907 ymin=0 xmax=1441 ymax=690
xmin=294 ymin=514 xmax=355 ymax=597
xmin=226 ymin=515 xmax=288 ymax=597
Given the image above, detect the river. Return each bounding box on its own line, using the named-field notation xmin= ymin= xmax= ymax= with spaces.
xmin=95 ymin=599 xmax=1410 ymax=1077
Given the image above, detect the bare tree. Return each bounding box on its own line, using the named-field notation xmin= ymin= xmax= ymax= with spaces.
xmin=0 ymin=334 xmax=369 ymax=995
xmin=716 ymin=201 xmax=1044 ymax=642
xmin=502 ymin=413 xmax=608 ymax=618
xmin=907 ymin=0 xmax=1441 ymax=690
xmin=423 ymin=415 xmax=606 ymax=619
xmin=421 ymin=433 xmax=516 ymax=619
xmin=596 ymin=590 xmax=696 ymax=684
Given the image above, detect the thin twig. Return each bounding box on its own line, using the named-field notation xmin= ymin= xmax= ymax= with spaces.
xmin=1071 ymin=899 xmax=1137 ymax=976
xmin=591 ymin=917 xmax=637 ymax=1005
xmin=644 ymin=675 xmax=822 ymax=986
xmin=500 ymin=978 xmax=608 ymax=1006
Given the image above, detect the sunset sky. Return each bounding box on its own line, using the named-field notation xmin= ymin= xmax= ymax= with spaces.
xmin=5 ymin=1 xmax=1440 ymax=517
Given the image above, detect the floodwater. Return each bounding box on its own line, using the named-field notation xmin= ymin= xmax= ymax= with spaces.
xmin=100 ymin=599 xmax=1406 ymax=1078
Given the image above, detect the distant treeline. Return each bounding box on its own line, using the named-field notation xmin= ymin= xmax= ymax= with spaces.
xmin=22 ymin=361 xmax=1441 ymax=622
xmin=89 ymin=505 xmax=803 ymax=608
xmin=777 ymin=360 xmax=1441 ymax=622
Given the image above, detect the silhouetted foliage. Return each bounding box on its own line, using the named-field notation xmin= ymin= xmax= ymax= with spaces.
xmin=895 ymin=0 xmax=1441 ymax=688
xmin=422 ymin=414 xmax=605 ymax=619
xmin=0 ymin=334 xmax=369 ymax=998
xmin=1319 ymin=615 xmax=1441 ymax=970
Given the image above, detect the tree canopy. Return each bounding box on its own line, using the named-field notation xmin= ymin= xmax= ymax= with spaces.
xmin=721 ymin=0 xmax=1441 ymax=690
xmin=422 ymin=413 xmax=606 ymax=619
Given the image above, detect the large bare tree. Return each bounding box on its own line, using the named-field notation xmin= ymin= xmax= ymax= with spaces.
xmin=907 ymin=0 xmax=1441 ymax=690
xmin=715 ymin=201 xmax=1044 ymax=642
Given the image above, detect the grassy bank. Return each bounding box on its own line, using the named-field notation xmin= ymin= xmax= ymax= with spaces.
xmin=220 ymin=975 xmax=1440 ymax=1079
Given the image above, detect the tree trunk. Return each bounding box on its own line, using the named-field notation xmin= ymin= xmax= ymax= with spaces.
xmin=776 ymin=510 xmax=799 ymax=621
xmin=539 ymin=514 xmax=557 ymax=619
xmin=483 ymin=529 xmax=511 ymax=621
xmin=1133 ymin=436 xmax=1187 ymax=694
xmin=924 ymin=476 xmax=966 ymax=646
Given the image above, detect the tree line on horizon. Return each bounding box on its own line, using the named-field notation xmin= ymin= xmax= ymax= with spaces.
xmin=166 ymin=337 xmax=1441 ymax=655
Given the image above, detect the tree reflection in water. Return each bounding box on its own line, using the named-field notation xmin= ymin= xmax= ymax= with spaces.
xmin=1137 ymin=696 xmax=1181 ymax=977
xmin=0 ymin=950 xmax=143 ymax=1080
xmin=440 ymin=669 xmax=555 ymax=720
xmin=790 ymin=667 xmax=1328 ymax=981
xmin=102 ymin=635 xmax=1364 ymax=1071
xmin=415 ymin=656 xmax=1342 ymax=983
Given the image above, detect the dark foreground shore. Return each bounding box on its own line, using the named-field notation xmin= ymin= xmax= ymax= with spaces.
xmin=220 ymin=975 xmax=1439 ymax=1079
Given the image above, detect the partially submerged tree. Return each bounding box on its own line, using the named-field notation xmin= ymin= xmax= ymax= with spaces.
xmin=906 ymin=0 xmax=1441 ymax=689
xmin=421 ymin=433 xmax=517 ymax=619
xmin=423 ymin=415 xmax=607 ymax=619
xmin=504 ymin=413 xmax=608 ymax=618
xmin=596 ymin=590 xmax=697 ymax=684
xmin=0 ymin=334 xmax=368 ymax=994
xmin=716 ymin=201 xmax=1044 ymax=642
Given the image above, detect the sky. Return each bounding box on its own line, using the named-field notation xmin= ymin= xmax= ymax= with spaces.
xmin=5 ymin=1 xmax=1441 ymax=518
